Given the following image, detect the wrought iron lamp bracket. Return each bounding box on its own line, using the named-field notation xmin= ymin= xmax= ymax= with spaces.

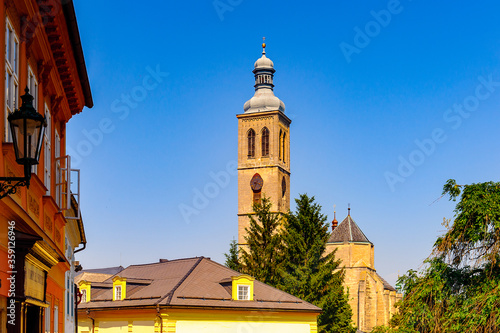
xmin=0 ymin=176 xmax=30 ymax=199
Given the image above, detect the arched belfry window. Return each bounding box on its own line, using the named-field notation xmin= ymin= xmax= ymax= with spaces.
xmin=279 ymin=130 xmax=283 ymax=161
xmin=261 ymin=127 xmax=269 ymax=157
xmin=247 ymin=129 xmax=255 ymax=158
xmin=282 ymin=132 xmax=286 ymax=163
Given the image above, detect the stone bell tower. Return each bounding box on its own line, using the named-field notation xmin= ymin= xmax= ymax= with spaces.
xmin=237 ymin=42 xmax=291 ymax=246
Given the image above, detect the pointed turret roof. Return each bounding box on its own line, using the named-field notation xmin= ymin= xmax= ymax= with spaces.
xmin=327 ymin=215 xmax=371 ymax=244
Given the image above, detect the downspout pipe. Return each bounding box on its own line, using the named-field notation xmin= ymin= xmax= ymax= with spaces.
xmin=156 ymin=305 xmax=163 ymax=333
xmin=86 ymin=310 xmax=94 ymax=333
xmin=74 ymin=242 xmax=86 ymax=254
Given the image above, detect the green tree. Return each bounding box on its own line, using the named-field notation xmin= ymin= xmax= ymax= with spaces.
xmin=240 ymin=196 xmax=284 ymax=285
xmin=281 ymin=194 xmax=355 ymax=333
xmin=224 ymin=238 xmax=241 ymax=271
xmin=380 ymin=180 xmax=500 ymax=333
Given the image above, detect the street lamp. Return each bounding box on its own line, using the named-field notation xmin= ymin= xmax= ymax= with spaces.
xmin=0 ymin=87 xmax=46 ymax=199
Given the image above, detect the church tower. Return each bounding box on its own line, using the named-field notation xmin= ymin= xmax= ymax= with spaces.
xmin=237 ymin=42 xmax=291 ymax=246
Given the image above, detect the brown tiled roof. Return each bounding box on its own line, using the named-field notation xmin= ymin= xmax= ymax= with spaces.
xmin=327 ymin=215 xmax=371 ymax=244
xmin=75 ymin=272 xmax=114 ymax=284
xmin=78 ymin=257 xmax=320 ymax=312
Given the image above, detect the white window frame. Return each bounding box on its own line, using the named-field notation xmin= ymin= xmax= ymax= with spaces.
xmin=5 ymin=17 xmax=19 ymax=142
xmin=28 ymin=65 xmax=39 ymax=173
xmin=53 ymin=305 xmax=58 ymax=333
xmin=237 ymin=285 xmax=250 ymax=300
xmin=27 ymin=65 xmax=38 ymax=107
xmin=45 ymin=303 xmax=51 ymax=333
xmin=81 ymin=289 xmax=87 ymax=303
xmin=115 ymin=285 xmax=122 ymax=300
xmin=44 ymin=105 xmax=51 ymax=194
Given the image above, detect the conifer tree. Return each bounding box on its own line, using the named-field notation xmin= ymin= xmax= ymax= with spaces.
xmin=240 ymin=196 xmax=284 ymax=286
xmin=224 ymin=238 xmax=241 ymax=271
xmin=281 ymin=194 xmax=355 ymax=333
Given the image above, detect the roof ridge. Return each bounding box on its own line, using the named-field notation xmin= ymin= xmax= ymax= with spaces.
xmin=348 ymin=216 xmax=353 ymax=241
xmin=348 ymin=216 xmax=371 ymax=243
xmin=156 ymin=257 xmax=205 ymax=305
xmin=128 ymin=257 xmax=203 ymax=267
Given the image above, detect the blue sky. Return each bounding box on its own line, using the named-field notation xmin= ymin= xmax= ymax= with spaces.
xmin=68 ymin=0 xmax=500 ymax=286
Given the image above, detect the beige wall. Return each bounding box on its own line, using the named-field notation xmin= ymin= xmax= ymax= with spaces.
xmin=237 ymin=110 xmax=291 ymax=245
xmin=326 ymin=242 xmax=402 ymax=332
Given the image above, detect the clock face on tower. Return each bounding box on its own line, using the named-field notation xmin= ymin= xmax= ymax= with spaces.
xmin=250 ymin=173 xmax=263 ymax=192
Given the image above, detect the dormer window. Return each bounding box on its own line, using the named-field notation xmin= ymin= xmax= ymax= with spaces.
xmin=115 ymin=285 xmax=122 ymax=300
xmin=231 ymin=275 xmax=254 ymax=301
xmin=78 ymin=281 xmax=91 ymax=303
xmin=112 ymin=276 xmax=126 ymax=301
xmin=237 ymin=285 xmax=250 ymax=300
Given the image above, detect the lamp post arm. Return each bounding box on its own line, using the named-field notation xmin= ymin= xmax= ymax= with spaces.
xmin=0 ymin=176 xmax=30 ymax=199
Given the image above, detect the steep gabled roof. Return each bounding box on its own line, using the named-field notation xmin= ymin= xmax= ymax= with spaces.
xmin=77 ymin=257 xmax=320 ymax=313
xmin=327 ymin=215 xmax=371 ymax=244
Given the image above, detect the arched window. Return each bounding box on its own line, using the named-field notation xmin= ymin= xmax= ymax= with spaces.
xmin=282 ymin=132 xmax=286 ymax=163
xmin=247 ymin=129 xmax=255 ymax=158
xmin=279 ymin=130 xmax=283 ymax=161
xmin=261 ymin=127 xmax=269 ymax=157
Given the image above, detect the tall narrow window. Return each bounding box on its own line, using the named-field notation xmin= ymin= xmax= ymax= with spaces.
xmin=81 ymin=289 xmax=87 ymax=303
xmin=279 ymin=130 xmax=283 ymax=161
xmin=28 ymin=66 xmax=39 ymax=173
xmin=282 ymin=132 xmax=286 ymax=164
xmin=45 ymin=303 xmax=51 ymax=333
xmin=5 ymin=17 xmax=19 ymax=142
xmin=44 ymin=105 xmax=52 ymax=195
xmin=261 ymin=127 xmax=269 ymax=157
xmin=247 ymin=129 xmax=255 ymax=158
xmin=27 ymin=65 xmax=38 ymax=108
xmin=54 ymin=305 xmax=58 ymax=333
xmin=115 ymin=285 xmax=122 ymax=300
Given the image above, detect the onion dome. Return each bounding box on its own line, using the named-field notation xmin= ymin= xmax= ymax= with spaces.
xmin=243 ymin=42 xmax=285 ymax=113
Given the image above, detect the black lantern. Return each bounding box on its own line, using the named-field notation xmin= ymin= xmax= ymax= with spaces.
xmin=0 ymin=87 xmax=46 ymax=199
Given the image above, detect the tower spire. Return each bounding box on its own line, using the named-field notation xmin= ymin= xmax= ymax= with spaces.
xmin=262 ymin=37 xmax=266 ymax=55
xmin=348 ymin=203 xmax=351 ymax=216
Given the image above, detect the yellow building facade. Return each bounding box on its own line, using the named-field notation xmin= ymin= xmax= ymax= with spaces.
xmin=76 ymin=257 xmax=320 ymax=333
